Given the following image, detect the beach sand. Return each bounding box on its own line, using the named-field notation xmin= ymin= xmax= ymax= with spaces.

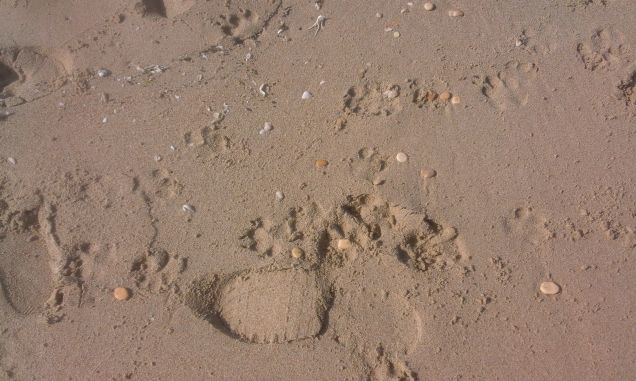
xmin=0 ymin=0 xmax=634 ymax=379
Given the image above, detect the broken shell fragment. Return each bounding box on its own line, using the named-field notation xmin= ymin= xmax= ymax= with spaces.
xmin=301 ymin=91 xmax=313 ymax=100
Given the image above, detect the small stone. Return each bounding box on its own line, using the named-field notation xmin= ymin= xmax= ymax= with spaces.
xmin=375 ymin=12 xmax=383 ymax=18
xmin=182 ymin=204 xmax=195 ymax=213
xmin=102 ymin=117 xmax=108 ymax=124
xmin=420 ymin=168 xmax=437 ymax=178
xmin=301 ymin=91 xmax=313 ymax=100
xmin=450 ymin=95 xmax=461 ymax=105
xmin=291 ymin=247 xmax=304 ymax=259
xmin=263 ymin=122 xmax=273 ymax=132
xmin=337 ymin=239 xmax=351 ymax=250
xmin=275 ymin=191 xmax=285 ymax=201
xmin=393 ymin=31 xmax=401 ymax=38
xmin=315 ymin=159 xmax=329 ymax=169
xmin=439 ymin=91 xmax=451 ymax=101
xmin=539 ymin=281 xmax=561 ymax=295
xmin=448 ymin=9 xmax=464 ymax=17
xmin=113 ymin=287 xmax=130 ymax=301
xmin=7 ymin=157 xmax=16 ymax=165
xmin=396 ymin=152 xmax=408 ymax=163
xmin=154 ymin=155 xmax=162 ymax=162
xmin=424 ymin=2 xmax=435 ymax=11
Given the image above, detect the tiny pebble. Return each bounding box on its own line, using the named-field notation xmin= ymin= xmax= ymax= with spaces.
xmin=154 ymin=155 xmax=162 ymax=162
xmin=393 ymin=31 xmax=401 ymax=38
xmin=182 ymin=204 xmax=195 ymax=213
xmin=275 ymin=191 xmax=285 ymax=201
xmin=263 ymin=122 xmax=273 ymax=132
xmin=448 ymin=9 xmax=464 ymax=17
xmin=170 ymin=145 xmax=176 ymax=151
xmin=396 ymin=152 xmax=408 ymax=163
xmin=372 ymin=178 xmax=385 ymax=185
xmin=301 ymin=91 xmax=313 ymax=100
xmin=337 ymin=239 xmax=351 ymax=250
xmin=420 ymin=168 xmax=437 ymax=178
xmin=7 ymin=157 xmax=16 ymax=165
xmin=315 ymin=159 xmax=329 ymax=169
xmin=439 ymin=91 xmax=451 ymax=101
xmin=113 ymin=287 xmax=130 ymax=301
xmin=450 ymin=95 xmax=461 ymax=105
xmin=102 ymin=117 xmax=108 ymax=124
xmin=424 ymin=2 xmax=435 ymax=11
xmin=291 ymin=247 xmax=304 ymax=259
xmin=540 ymin=281 xmax=561 ymax=295
xmin=376 ymin=12 xmax=383 ymax=18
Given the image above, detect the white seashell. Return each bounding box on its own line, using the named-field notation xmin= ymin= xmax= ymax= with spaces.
xmin=396 ymin=152 xmax=408 ymax=163
xmin=7 ymin=157 xmax=16 ymax=165
xmin=182 ymin=204 xmax=195 ymax=213
xmin=263 ymin=122 xmax=273 ymax=132
xmin=275 ymin=191 xmax=285 ymax=201
xmin=448 ymin=9 xmax=464 ymax=17
xmin=259 ymin=83 xmax=269 ymax=96
xmin=301 ymin=91 xmax=313 ymax=100
xmin=97 ymin=68 xmax=111 ymax=77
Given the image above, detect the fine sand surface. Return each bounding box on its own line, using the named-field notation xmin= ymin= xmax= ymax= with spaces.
xmin=0 ymin=0 xmax=635 ymax=380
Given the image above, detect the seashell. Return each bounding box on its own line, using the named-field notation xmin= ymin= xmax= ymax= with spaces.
xmin=301 ymin=91 xmax=313 ymax=100
xmin=448 ymin=9 xmax=464 ymax=17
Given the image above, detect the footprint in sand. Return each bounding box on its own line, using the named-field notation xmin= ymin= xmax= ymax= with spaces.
xmin=134 ymin=0 xmax=195 ymax=18
xmin=0 ymin=47 xmax=67 ymax=106
xmin=347 ymin=147 xmax=388 ymax=184
xmin=501 ymin=207 xmax=554 ymax=246
xmin=216 ymin=1 xmax=282 ymax=44
xmin=577 ymin=28 xmax=632 ymax=72
xmin=481 ymin=60 xmax=538 ymax=110
xmin=187 ymin=193 xmax=464 ymax=379
xmin=342 ymin=81 xmax=403 ymax=117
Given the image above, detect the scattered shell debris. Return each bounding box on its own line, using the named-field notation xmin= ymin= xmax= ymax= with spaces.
xmin=448 ymin=9 xmax=464 ymax=17
xmin=291 ymin=247 xmax=304 ymax=259
xmin=396 ymin=152 xmax=408 ymax=163
xmin=424 ymin=2 xmax=435 ymax=11
xmin=182 ymin=204 xmax=195 ymax=213
xmin=302 ymin=91 xmax=313 ymax=100
xmin=540 ymin=281 xmax=561 ymax=295
xmin=337 ymin=239 xmax=352 ymax=250
xmin=315 ymin=159 xmax=329 ymax=169
xmin=113 ymin=287 xmax=130 ymax=301
xmin=275 ymin=191 xmax=285 ymax=201
xmin=420 ymin=168 xmax=437 ymax=178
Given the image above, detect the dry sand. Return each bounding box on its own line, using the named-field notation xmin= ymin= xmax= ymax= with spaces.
xmin=0 ymin=0 xmax=635 ymax=380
